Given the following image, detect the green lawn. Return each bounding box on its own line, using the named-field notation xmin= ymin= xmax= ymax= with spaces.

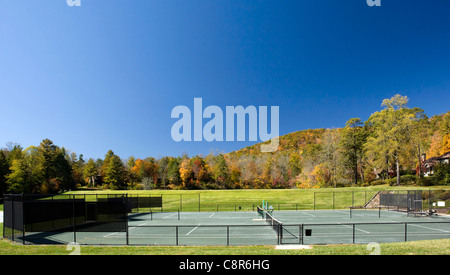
xmin=0 ymin=238 xmax=448 ymax=255
xmin=67 ymin=185 xmax=448 ymax=212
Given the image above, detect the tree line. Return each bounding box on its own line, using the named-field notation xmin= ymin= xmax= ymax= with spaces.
xmin=1 ymin=94 xmax=449 ymax=194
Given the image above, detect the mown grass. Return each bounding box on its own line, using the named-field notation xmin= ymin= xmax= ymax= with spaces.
xmin=67 ymin=185 xmax=448 ymax=212
xmin=0 ymin=238 xmax=448 ymax=255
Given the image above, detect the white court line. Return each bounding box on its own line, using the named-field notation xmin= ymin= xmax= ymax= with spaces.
xmin=186 ymin=225 xmax=201 ymax=235
xmin=163 ymin=213 xmax=178 ymax=219
xmin=301 ymin=211 xmax=315 ymax=217
xmin=341 ymin=224 xmax=371 ymax=234
xmin=209 ymin=213 xmax=215 ymax=218
xmin=408 ymin=223 xmax=450 ymax=233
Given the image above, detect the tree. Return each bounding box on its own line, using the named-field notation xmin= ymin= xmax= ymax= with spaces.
xmin=103 ymin=155 xmax=126 ymax=190
xmin=6 ymin=158 xmax=30 ymax=193
xmin=211 ymin=154 xmax=229 ymax=188
xmin=0 ymin=151 xmax=9 ymax=195
xmin=440 ymin=112 xmax=450 ymax=155
xmin=191 ymin=156 xmax=209 ymax=188
xmin=84 ymin=158 xmax=98 ymax=187
xmin=53 ymin=148 xmax=75 ymax=191
xmin=38 ymin=139 xmax=57 ymax=181
xmin=340 ymin=118 xmax=367 ymax=186
xmin=179 ymin=158 xmax=193 ymax=188
xmin=166 ymin=157 xmax=181 ymax=188
xmin=157 ymin=156 xmax=170 ymax=189
xmin=321 ymin=129 xmax=341 ymax=187
xmin=35 ymin=139 xmax=74 ymax=193
xmin=365 ymin=95 xmax=415 ymax=185
xmin=408 ymin=108 xmax=429 ymax=177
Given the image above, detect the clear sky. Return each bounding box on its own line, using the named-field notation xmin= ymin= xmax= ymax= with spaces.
xmin=1 ymin=0 xmax=449 ymax=160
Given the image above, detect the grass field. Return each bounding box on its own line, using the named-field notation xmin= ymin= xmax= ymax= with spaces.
xmin=1 ymin=186 xmax=449 ymax=255
xmin=66 ymin=185 xmax=449 ymax=212
xmin=0 ymin=236 xmax=448 ymax=255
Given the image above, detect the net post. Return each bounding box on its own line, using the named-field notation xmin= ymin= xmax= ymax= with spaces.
xmin=227 ymin=226 xmax=230 ymax=246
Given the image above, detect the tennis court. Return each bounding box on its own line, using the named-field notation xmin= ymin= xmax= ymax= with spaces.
xmin=272 ymin=209 xmax=450 ymax=245
xmin=20 ymin=208 xmax=450 ymax=246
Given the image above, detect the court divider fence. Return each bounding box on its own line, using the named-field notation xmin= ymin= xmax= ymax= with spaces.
xmin=156 ymin=189 xmax=449 ymax=214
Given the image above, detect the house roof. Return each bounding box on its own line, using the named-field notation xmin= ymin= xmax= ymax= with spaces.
xmin=419 ymin=151 xmax=450 ymax=171
xmin=440 ymin=151 xmax=450 ymax=159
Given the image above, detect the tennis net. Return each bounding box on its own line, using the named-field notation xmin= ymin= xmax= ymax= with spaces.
xmin=257 ymin=206 xmax=283 ymax=243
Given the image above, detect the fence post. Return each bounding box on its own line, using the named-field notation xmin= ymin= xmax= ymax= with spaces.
xmin=313 ymin=192 xmax=316 ymax=210
xmin=300 ymin=224 xmax=304 ymax=245
xmin=125 ymin=194 xmax=129 ymax=245
xmin=298 ymin=223 xmax=303 ymax=245
xmin=429 ymin=189 xmax=432 ymax=214
xmin=73 ymin=195 xmax=77 ymax=244
xmin=352 ymin=224 xmax=355 ymax=244
xmin=405 ymin=223 xmax=408 ymax=242
xmin=333 ymin=192 xmax=335 ymax=210
xmin=22 ymin=194 xmax=25 ymax=245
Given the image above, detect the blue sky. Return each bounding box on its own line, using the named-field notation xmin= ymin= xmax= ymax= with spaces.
xmin=1 ymin=0 xmax=449 ymax=160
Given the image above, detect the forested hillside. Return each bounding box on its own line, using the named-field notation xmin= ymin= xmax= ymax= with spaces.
xmin=1 ymin=94 xmax=449 ymax=194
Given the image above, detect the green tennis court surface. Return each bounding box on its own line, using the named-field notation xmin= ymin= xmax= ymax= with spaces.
xmin=22 ymin=209 xmax=450 ymax=246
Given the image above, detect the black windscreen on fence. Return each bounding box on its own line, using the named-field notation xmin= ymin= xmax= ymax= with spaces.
xmin=3 ymin=196 xmax=24 ymax=240
xmin=77 ymin=198 xmax=127 ymax=233
xmin=2 ymin=194 xmax=161 ymax=244
xmin=379 ymin=190 xmax=423 ymax=212
xmin=127 ymin=196 xmax=163 ymax=213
